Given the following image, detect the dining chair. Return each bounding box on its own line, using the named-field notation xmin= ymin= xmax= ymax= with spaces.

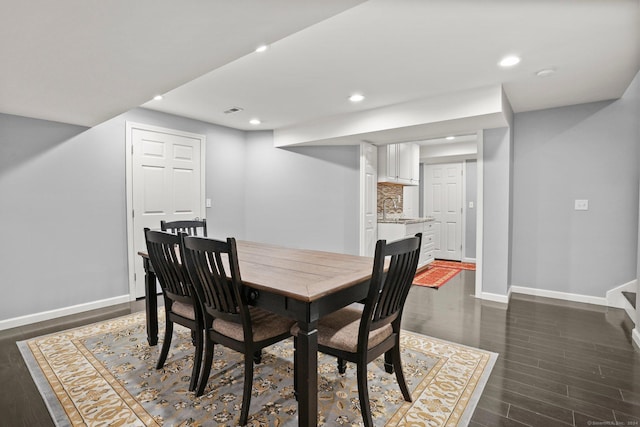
xmin=143 ymin=229 xmax=204 ymax=392
xmin=292 ymin=233 xmax=422 ymax=427
xmin=160 ymin=218 xmax=207 ymax=236
xmin=182 ymin=235 xmax=296 ymax=426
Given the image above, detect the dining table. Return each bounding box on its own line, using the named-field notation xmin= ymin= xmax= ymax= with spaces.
xmin=138 ymin=240 xmax=375 ymax=427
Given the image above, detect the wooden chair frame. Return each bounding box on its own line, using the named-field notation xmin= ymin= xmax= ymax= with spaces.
xmin=160 ymin=218 xmax=207 ymax=237
xmin=182 ymin=235 xmax=292 ymax=426
xmin=144 ymin=229 xmax=203 ymax=392
xmin=295 ymin=233 xmax=422 ymax=427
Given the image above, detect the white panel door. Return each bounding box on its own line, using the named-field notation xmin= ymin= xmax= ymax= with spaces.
xmin=424 ymin=162 xmax=462 ymax=260
xmin=129 ymin=124 xmax=205 ymax=298
xmin=361 ymin=143 xmax=378 ymax=256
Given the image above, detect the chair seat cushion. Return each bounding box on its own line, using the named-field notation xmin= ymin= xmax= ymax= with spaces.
xmin=291 ymin=304 xmax=393 ymax=353
xmin=171 ymin=301 xmax=196 ymax=320
xmin=212 ymin=307 xmax=295 ymax=342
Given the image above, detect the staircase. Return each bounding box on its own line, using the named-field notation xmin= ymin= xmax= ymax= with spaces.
xmin=606 ymin=281 xmax=637 ymax=325
xmin=623 ymin=291 xmax=637 ymax=309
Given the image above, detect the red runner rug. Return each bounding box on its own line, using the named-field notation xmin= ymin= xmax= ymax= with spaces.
xmin=413 ymin=260 xmax=476 ymax=289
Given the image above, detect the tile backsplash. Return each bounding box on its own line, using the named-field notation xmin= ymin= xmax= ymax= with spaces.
xmin=377 ymin=183 xmax=403 ymax=216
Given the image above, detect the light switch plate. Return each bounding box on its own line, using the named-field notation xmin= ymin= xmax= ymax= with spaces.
xmin=206 ymin=198 xmax=212 ymax=208
xmin=574 ymin=199 xmax=589 ymax=211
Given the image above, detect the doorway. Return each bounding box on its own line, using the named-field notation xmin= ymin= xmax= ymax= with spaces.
xmin=424 ymin=162 xmax=463 ymax=261
xmin=125 ymin=122 xmax=206 ymax=299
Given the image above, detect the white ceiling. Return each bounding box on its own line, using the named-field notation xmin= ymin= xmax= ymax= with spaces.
xmin=3 ymin=0 xmax=639 ymax=141
xmin=0 ymin=0 xmax=364 ymax=126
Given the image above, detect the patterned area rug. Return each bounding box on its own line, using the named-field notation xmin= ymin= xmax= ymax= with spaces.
xmin=429 ymin=261 xmax=476 ymax=271
xmin=414 ymin=261 xmax=476 ymax=289
xmin=18 ymin=310 xmax=496 ymax=426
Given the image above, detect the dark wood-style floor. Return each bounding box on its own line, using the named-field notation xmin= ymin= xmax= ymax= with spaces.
xmin=2 ymin=270 xmax=639 ymax=426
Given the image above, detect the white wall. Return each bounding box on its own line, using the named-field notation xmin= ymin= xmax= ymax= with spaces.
xmin=512 ymin=81 xmax=639 ymax=297
xmin=244 ymin=131 xmax=360 ymax=254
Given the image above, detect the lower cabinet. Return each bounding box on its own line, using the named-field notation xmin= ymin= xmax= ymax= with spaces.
xmin=378 ymin=220 xmax=435 ymax=270
xmin=422 ymin=221 xmax=435 ymax=267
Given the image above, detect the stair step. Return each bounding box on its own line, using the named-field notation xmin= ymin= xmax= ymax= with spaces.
xmin=622 ymin=291 xmax=636 ymax=309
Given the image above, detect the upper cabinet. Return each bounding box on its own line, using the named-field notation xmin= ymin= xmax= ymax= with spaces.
xmin=378 ymin=143 xmax=420 ymax=186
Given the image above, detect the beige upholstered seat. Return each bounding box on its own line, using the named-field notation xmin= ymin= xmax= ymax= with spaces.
xmin=213 ymin=306 xmax=294 ymax=342
xmin=291 ymin=304 xmax=393 ymax=353
xmin=171 ymin=301 xmax=196 ymax=320
xmin=182 ymin=235 xmax=294 ymax=426
xmin=292 ymin=234 xmax=422 ymax=427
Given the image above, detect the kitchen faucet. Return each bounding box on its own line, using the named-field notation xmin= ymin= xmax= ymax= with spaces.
xmin=382 ymin=197 xmax=397 ymax=221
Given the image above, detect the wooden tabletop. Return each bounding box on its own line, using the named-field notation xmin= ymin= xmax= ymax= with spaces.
xmin=140 ymin=240 xmax=375 ymax=303
xmin=236 ymin=241 xmax=374 ymax=302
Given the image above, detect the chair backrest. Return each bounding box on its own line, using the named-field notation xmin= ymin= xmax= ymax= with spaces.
xmin=361 ymin=233 xmax=422 ymax=336
xmin=161 ymin=219 xmax=207 ymax=237
xmin=182 ymin=235 xmax=249 ymax=329
xmin=144 ymin=229 xmax=194 ymax=305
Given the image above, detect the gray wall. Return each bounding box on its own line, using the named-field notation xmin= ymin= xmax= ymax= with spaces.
xmin=511 ymin=75 xmax=639 ymax=297
xmin=0 ymin=108 xmax=362 ymax=322
xmin=482 ymin=127 xmax=513 ymax=296
xmin=636 ymin=70 xmax=640 ymax=328
xmin=465 ymin=159 xmax=477 ymax=260
xmin=0 ymin=113 xmax=129 ymax=319
xmin=0 ymin=108 xmax=248 ymax=320
xmin=3 ymin=70 xmax=639 ymax=322
xmin=244 ymin=131 xmax=360 ymax=255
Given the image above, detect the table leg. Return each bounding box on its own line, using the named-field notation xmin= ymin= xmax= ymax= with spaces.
xmin=295 ymin=320 xmax=318 ymax=427
xmin=144 ymin=257 xmax=158 ymax=346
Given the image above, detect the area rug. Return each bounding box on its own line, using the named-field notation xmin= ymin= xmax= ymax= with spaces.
xmin=18 ymin=310 xmax=496 ymax=426
xmin=413 ymin=261 xmax=476 ymax=289
xmin=429 ymin=261 xmax=476 ymax=271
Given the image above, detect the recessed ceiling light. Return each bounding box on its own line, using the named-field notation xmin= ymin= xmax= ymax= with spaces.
xmin=499 ymin=56 xmax=521 ymax=67
xmin=535 ymin=68 xmax=556 ymax=77
xmin=249 ymin=118 xmax=261 ymax=125
xmin=349 ymin=94 xmax=365 ymax=103
xmin=446 ymin=136 xmax=455 ymax=140
xmin=153 ymin=95 xmax=163 ymax=101
xmin=255 ymin=45 xmax=269 ymax=53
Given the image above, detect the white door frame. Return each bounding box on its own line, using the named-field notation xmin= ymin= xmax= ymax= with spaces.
xmin=461 ymin=160 xmax=469 ymax=262
xmin=475 ymin=130 xmax=484 ymax=298
xmin=420 ymin=132 xmax=484 ymax=298
xmin=125 ymin=122 xmax=206 ymax=300
xmin=359 ymin=142 xmax=378 ymax=256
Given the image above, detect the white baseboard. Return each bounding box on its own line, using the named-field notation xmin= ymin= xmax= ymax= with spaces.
xmin=606 ymin=279 xmax=637 ymax=309
xmin=633 ymin=328 xmax=640 ymax=350
xmin=626 ymin=306 xmax=638 ymax=326
xmin=510 ymin=285 xmax=608 ymax=306
xmin=462 ymin=257 xmax=476 ymax=264
xmin=0 ymin=295 xmax=131 ymax=331
xmin=479 ymin=292 xmax=509 ymax=304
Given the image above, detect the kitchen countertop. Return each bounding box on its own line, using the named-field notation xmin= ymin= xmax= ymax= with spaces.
xmin=378 ymin=217 xmax=434 ymax=224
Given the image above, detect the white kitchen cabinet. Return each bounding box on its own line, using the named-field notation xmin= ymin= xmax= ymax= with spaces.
xmin=378 ymin=143 xmax=419 ymax=185
xmin=422 ymin=220 xmax=436 ymax=266
xmin=377 ymin=219 xmax=435 ymax=269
